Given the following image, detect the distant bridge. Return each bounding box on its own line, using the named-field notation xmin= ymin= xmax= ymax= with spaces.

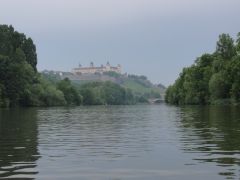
xmin=148 ymin=98 xmax=165 ymax=104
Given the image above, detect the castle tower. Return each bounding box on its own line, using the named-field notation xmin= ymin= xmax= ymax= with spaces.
xmin=106 ymin=61 xmax=110 ymax=71
xmin=117 ymin=64 xmax=122 ymax=73
xmin=90 ymin=62 xmax=94 ymax=67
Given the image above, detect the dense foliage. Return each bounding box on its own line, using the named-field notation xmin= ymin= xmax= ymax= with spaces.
xmin=165 ymin=33 xmax=240 ymax=105
xmin=79 ymin=81 xmax=135 ymax=105
xmin=0 ymin=25 xmax=72 ymax=107
xmin=0 ymin=25 xmax=37 ymax=107
xmin=57 ymin=78 xmax=82 ymax=105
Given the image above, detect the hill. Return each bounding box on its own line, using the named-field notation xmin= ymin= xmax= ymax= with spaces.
xmin=41 ymin=70 xmax=166 ymax=100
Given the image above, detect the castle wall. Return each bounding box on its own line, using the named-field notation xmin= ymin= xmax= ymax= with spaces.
xmin=72 ymin=64 xmax=121 ymax=75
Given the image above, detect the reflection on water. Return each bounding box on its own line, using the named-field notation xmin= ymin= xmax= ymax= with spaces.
xmin=179 ymin=106 xmax=240 ymax=179
xmin=0 ymin=105 xmax=240 ymax=179
xmin=0 ymin=108 xmax=40 ymax=179
xmin=37 ymin=106 xmax=151 ymax=162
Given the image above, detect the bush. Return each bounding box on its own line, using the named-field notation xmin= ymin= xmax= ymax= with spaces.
xmin=80 ymin=81 xmax=136 ymax=105
xmin=57 ymin=78 xmax=82 ymax=105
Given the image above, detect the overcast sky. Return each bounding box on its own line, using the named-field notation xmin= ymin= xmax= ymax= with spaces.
xmin=1 ymin=0 xmax=240 ymax=85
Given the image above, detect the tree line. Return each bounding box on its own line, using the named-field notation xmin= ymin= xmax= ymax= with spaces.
xmin=165 ymin=32 xmax=240 ymax=105
xmin=0 ymin=25 xmax=137 ymax=107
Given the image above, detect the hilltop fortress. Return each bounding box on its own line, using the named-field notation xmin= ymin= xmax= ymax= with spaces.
xmin=72 ymin=62 xmax=121 ymax=75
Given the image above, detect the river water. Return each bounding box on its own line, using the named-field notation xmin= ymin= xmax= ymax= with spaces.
xmin=0 ymin=105 xmax=240 ymax=179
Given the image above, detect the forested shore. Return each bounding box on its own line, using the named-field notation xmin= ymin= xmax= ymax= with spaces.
xmin=0 ymin=25 xmax=148 ymax=107
xmin=165 ymin=32 xmax=240 ymax=105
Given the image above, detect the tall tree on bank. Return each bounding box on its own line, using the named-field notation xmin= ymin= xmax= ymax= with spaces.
xmin=0 ymin=25 xmax=37 ymax=106
xmin=216 ymin=33 xmax=236 ymax=60
xmin=0 ymin=25 xmax=67 ymax=107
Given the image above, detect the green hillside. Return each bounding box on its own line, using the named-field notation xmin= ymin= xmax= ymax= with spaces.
xmin=41 ymin=71 xmax=166 ymax=100
xmin=122 ymin=78 xmax=163 ymax=97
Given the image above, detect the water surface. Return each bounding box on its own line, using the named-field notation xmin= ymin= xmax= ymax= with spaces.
xmin=0 ymin=105 xmax=240 ymax=179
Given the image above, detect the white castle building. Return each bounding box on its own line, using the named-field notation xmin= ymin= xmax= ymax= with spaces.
xmin=72 ymin=62 xmax=121 ymax=75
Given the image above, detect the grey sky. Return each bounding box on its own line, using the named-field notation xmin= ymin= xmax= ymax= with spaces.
xmin=1 ymin=0 xmax=240 ymax=85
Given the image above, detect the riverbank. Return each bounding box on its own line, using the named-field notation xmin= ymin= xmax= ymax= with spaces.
xmin=165 ymin=32 xmax=240 ymax=105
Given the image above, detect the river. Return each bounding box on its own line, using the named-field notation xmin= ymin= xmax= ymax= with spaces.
xmin=0 ymin=105 xmax=240 ymax=179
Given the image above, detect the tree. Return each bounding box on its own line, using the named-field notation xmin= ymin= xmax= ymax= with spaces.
xmin=166 ymin=32 xmax=240 ymax=105
xmin=125 ymin=89 xmax=135 ymax=104
xmin=79 ymin=81 xmax=136 ymax=105
xmin=0 ymin=83 xmax=2 ymax=107
xmin=216 ymin=33 xmax=236 ymax=60
xmin=0 ymin=25 xmax=14 ymax=55
xmin=5 ymin=60 xmax=35 ymax=106
xmin=236 ymin=32 xmax=240 ymax=54
xmin=81 ymin=88 xmax=96 ymax=105
xmin=228 ymin=56 xmax=240 ymax=101
xmin=21 ymin=38 xmax=37 ymax=71
xmin=183 ymin=66 xmax=203 ymax=104
xmin=41 ymin=85 xmax=66 ymax=106
xmin=25 ymin=83 xmax=45 ymax=106
xmin=102 ymin=82 xmax=126 ymax=105
xmin=57 ymin=78 xmax=82 ymax=105
xmin=195 ymin=54 xmax=214 ymax=68
xmin=0 ymin=25 xmax=38 ymax=106
xmin=209 ymin=73 xmax=230 ymax=100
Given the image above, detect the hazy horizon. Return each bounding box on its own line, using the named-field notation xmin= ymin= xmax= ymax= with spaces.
xmin=1 ymin=0 xmax=240 ymax=86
